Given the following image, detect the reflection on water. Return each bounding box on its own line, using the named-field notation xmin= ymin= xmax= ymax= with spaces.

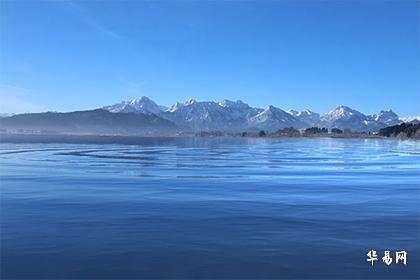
xmin=0 ymin=137 xmax=419 ymax=279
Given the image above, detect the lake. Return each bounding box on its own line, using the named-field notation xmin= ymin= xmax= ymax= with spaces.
xmin=0 ymin=137 xmax=419 ymax=279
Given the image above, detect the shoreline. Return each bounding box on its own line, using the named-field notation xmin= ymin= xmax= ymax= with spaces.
xmin=0 ymin=133 xmax=417 ymax=145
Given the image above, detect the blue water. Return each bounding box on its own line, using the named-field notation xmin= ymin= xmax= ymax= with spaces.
xmin=0 ymin=137 xmax=419 ymax=279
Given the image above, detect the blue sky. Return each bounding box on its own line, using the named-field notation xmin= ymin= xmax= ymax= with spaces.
xmin=0 ymin=0 xmax=419 ymax=115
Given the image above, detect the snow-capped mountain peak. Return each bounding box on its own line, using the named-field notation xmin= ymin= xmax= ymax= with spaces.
xmin=260 ymin=105 xmax=282 ymax=116
xmin=330 ymin=105 xmax=350 ymax=116
xmin=103 ymin=96 xmax=165 ymax=114
xmin=130 ymin=96 xmax=163 ymax=113
xmin=287 ymin=109 xmax=320 ymax=127
xmin=184 ymin=98 xmax=197 ymax=106
xmin=287 ymin=109 xmax=299 ymax=116
xmin=317 ymin=106 xmax=390 ymax=132
xmin=370 ymin=109 xmax=400 ymax=126
xmin=167 ymin=102 xmax=184 ymax=112
xmin=400 ymin=115 xmax=420 ymax=123
xmin=218 ymin=99 xmax=249 ymax=109
xmin=130 ymin=96 xmax=149 ymax=104
xmin=289 ymin=109 xmax=318 ymax=117
xmin=248 ymin=105 xmax=306 ymax=130
xmin=302 ymin=109 xmax=317 ymax=115
xmin=323 ymin=106 xmax=364 ymax=121
xmin=102 ymin=97 xmax=411 ymax=132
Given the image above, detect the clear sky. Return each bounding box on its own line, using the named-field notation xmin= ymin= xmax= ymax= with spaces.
xmin=0 ymin=0 xmax=419 ymax=116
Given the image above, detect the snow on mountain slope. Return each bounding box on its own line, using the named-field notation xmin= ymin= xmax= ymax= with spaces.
xmin=103 ymin=96 xmax=166 ymax=114
xmin=370 ymin=110 xmax=401 ymax=126
xmin=218 ymin=99 xmax=262 ymax=119
xmin=287 ymin=109 xmax=320 ymax=127
xmin=321 ymin=106 xmax=365 ymax=122
xmin=400 ymin=116 xmax=420 ymax=123
xmin=248 ymin=106 xmax=307 ymax=130
xmin=160 ymin=99 xmax=255 ymax=131
xmin=102 ymin=96 xmax=410 ymax=132
xmin=319 ymin=106 xmax=385 ymax=132
xmin=167 ymin=102 xmax=184 ymax=113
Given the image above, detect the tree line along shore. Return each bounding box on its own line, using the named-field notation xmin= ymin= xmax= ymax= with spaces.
xmin=194 ymin=123 xmax=420 ymax=140
xmin=0 ymin=122 xmax=419 ymax=144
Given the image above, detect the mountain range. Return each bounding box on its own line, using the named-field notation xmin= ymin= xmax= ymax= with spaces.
xmin=1 ymin=96 xmax=418 ymax=135
xmin=102 ymin=96 xmax=414 ymax=132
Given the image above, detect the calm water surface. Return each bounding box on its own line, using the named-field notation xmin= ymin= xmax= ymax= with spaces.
xmin=1 ymin=137 xmax=419 ymax=279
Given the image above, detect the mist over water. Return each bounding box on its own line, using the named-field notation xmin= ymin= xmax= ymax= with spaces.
xmin=1 ymin=137 xmax=419 ymax=279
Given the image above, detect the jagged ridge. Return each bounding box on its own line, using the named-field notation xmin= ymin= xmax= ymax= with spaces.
xmin=102 ymin=97 xmax=416 ymax=132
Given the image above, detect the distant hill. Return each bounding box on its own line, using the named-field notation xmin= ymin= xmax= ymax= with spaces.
xmin=378 ymin=122 xmax=420 ymax=139
xmin=0 ymin=109 xmax=178 ymax=135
